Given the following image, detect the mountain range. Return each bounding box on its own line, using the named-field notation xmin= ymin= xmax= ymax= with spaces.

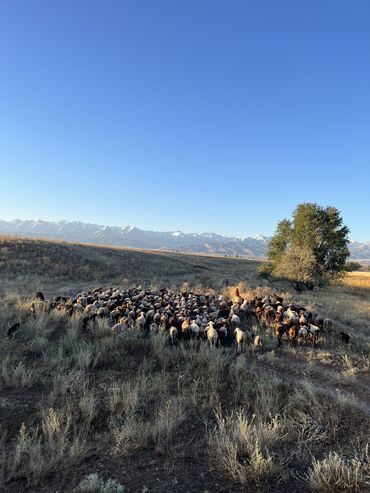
xmin=0 ymin=219 xmax=369 ymax=261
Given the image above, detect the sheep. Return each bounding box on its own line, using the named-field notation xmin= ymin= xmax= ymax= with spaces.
xmin=7 ymin=322 xmax=20 ymax=339
xmin=81 ymin=314 xmax=97 ymax=334
xmin=263 ymin=306 xmax=275 ymax=323
xmin=312 ymin=313 xmax=324 ymax=328
xmin=189 ymin=321 xmax=200 ymax=338
xmin=341 ymin=331 xmax=350 ymax=344
xmin=287 ymin=325 xmax=298 ymax=343
xmin=206 ymin=322 xmax=218 ymax=347
xmin=28 ymin=285 xmax=340 ymax=356
xmin=287 ymin=306 xmax=298 ymax=320
xmin=149 ymin=322 xmax=159 ymax=334
xmin=84 ymin=304 xmax=97 ymax=316
xmin=233 ymin=288 xmax=243 ymax=305
xmin=230 ymin=313 xmax=241 ymax=328
xmin=181 ymin=318 xmax=191 ymax=338
xmin=136 ymin=312 xmax=146 ymax=331
xmin=111 ymin=322 xmax=128 ymax=335
xmin=254 ymin=335 xmax=262 ymax=348
xmin=298 ymin=326 xmax=308 ymax=343
xmin=110 ymin=308 xmax=122 ymax=323
xmin=77 ymin=296 xmax=87 ymax=307
xmin=275 ymin=312 xmax=284 ymax=323
xmin=240 ymin=299 xmax=250 ymax=313
xmin=323 ymin=318 xmax=333 ymax=331
xmin=73 ymin=302 xmax=84 ymax=312
xmin=308 ymin=324 xmax=320 ymax=344
xmin=274 ymin=322 xmax=287 ymax=346
xmin=217 ymin=325 xmax=228 ymax=346
xmin=30 ymin=300 xmax=48 ymax=316
xmin=34 ymin=291 xmax=45 ymax=301
xmin=97 ymin=306 xmax=110 ymax=318
xmin=234 ymin=327 xmax=246 ymax=352
xmin=169 ymin=326 xmax=178 ymax=344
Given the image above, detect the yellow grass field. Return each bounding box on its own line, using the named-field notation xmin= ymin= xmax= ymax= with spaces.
xmin=343 ymin=271 xmax=370 ymax=293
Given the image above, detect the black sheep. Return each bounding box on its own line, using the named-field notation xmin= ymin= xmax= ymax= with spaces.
xmin=341 ymin=332 xmax=350 ymax=344
xmin=7 ymin=322 xmax=20 ymax=339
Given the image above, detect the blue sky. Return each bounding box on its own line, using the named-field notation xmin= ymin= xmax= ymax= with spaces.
xmin=0 ymin=0 xmax=369 ymax=241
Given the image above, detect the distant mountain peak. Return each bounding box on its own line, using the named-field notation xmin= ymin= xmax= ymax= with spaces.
xmin=124 ymin=225 xmax=136 ymax=232
xmin=0 ymin=219 xmax=368 ymax=261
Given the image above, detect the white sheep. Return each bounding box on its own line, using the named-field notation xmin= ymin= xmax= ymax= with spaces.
xmin=169 ymin=326 xmax=178 ymax=344
xmin=298 ymin=326 xmax=308 ymax=335
xmin=136 ymin=312 xmax=146 ymax=331
xmin=234 ymin=327 xmax=246 ymax=352
xmin=73 ymin=302 xmax=84 ymax=312
xmin=309 ymin=324 xmax=320 ymax=343
xmin=206 ymin=322 xmax=218 ymax=346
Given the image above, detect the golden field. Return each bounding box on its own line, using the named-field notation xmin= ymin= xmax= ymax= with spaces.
xmin=343 ymin=271 xmax=370 ymax=294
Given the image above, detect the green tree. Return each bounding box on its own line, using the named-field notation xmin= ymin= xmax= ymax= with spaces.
xmin=267 ymin=219 xmax=292 ymax=262
xmin=344 ymin=261 xmax=363 ymax=272
xmin=274 ymin=246 xmax=317 ymax=291
xmin=266 ymin=203 xmax=350 ymax=289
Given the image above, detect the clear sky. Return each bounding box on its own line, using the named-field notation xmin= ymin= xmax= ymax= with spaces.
xmin=0 ymin=0 xmax=369 ymax=241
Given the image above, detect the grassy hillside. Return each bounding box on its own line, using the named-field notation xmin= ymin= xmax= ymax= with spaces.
xmin=0 ymin=235 xmax=262 ymax=296
xmin=0 ymin=236 xmax=369 ymax=492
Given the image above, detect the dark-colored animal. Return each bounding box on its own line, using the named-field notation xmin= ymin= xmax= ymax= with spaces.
xmin=34 ymin=291 xmax=45 ymax=301
xmin=274 ymin=323 xmax=287 ymax=346
xmin=288 ymin=325 xmax=298 ymax=343
xmin=341 ymin=331 xmax=350 ymax=344
xmin=82 ymin=314 xmax=97 ymax=333
xmin=7 ymin=322 xmax=20 ymax=338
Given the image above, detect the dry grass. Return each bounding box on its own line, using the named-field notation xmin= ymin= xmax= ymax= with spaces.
xmin=305 ymin=447 xmax=370 ymax=492
xmin=208 ymin=407 xmax=283 ymax=486
xmin=0 ymin=235 xmax=262 ymax=296
xmin=0 ymin=237 xmax=369 ymax=492
xmin=342 ymin=271 xmax=370 ymax=295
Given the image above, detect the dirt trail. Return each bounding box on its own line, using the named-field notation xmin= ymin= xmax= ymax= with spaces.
xmin=251 ymin=350 xmax=370 ymax=416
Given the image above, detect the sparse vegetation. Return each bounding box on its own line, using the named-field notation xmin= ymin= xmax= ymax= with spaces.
xmin=0 ymin=237 xmax=369 ymax=492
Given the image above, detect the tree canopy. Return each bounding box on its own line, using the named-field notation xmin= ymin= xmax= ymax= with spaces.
xmin=265 ymin=203 xmax=350 ymax=290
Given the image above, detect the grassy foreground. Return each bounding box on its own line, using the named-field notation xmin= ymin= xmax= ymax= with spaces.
xmin=0 ymin=236 xmax=369 ymax=492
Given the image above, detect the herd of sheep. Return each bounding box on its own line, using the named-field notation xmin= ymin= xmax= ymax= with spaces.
xmin=7 ymin=286 xmax=351 ymax=348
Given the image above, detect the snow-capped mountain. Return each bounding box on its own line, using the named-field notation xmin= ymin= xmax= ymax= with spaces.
xmin=0 ymin=219 xmax=368 ymax=260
